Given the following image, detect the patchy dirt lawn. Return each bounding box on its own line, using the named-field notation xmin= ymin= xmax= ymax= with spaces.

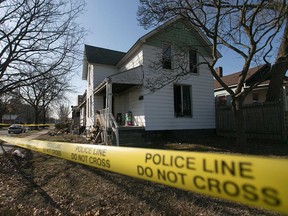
xmin=0 ymin=133 xmax=287 ymax=215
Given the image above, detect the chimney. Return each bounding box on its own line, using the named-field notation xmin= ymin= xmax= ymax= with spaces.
xmin=215 ymin=67 xmax=223 ymax=77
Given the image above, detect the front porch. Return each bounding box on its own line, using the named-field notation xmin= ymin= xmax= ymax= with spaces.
xmin=93 ymin=66 xmax=145 ymax=146
xmin=93 ymin=109 xmax=146 ymax=146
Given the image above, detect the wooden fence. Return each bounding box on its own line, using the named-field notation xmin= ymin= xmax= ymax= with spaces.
xmin=216 ymin=101 xmax=287 ymax=140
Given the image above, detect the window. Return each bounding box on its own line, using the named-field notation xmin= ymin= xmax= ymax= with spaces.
xmin=189 ymin=49 xmax=198 ymax=73
xmin=217 ymin=95 xmax=227 ymax=106
xmin=252 ymin=92 xmax=259 ymax=103
xmin=162 ymin=43 xmax=172 ymax=69
xmin=174 ymin=85 xmax=192 ymax=117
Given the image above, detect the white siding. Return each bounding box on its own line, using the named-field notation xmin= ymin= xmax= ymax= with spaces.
xmin=119 ymin=49 xmax=143 ymax=72
xmin=115 ymin=48 xmax=145 ymax=126
xmin=83 ymin=42 xmax=215 ymax=131
xmin=80 ymin=106 xmax=85 ymax=126
xmin=93 ymin=64 xmax=119 ymax=87
xmin=114 ymin=86 xmax=145 ymax=126
xmin=85 ymin=64 xmax=118 ymax=127
xmin=143 ymin=44 xmax=215 ymax=131
xmin=86 ymin=64 xmax=94 ymax=128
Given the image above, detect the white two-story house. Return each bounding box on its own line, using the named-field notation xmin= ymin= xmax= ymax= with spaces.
xmin=79 ymin=17 xmax=218 ymax=145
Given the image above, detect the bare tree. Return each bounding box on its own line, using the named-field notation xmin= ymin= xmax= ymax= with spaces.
xmin=56 ymin=104 xmax=71 ymax=122
xmin=266 ymin=16 xmax=288 ymax=101
xmin=15 ymin=72 xmax=73 ymax=124
xmin=138 ymin=0 xmax=287 ymax=148
xmin=0 ymin=0 xmax=85 ymax=95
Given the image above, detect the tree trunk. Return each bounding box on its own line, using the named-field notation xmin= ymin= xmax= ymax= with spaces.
xmin=34 ymin=109 xmax=40 ymax=125
xmin=232 ymin=98 xmax=247 ymax=151
xmin=34 ymin=115 xmax=38 ymax=125
xmin=266 ymin=58 xmax=288 ymax=101
xmin=43 ymin=108 xmax=46 ymax=124
xmin=266 ymin=18 xmax=288 ymax=102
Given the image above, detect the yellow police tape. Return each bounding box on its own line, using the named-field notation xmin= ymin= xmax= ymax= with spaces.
xmin=0 ymin=136 xmax=287 ymax=214
xmin=0 ymin=123 xmax=10 ymax=126
xmin=22 ymin=124 xmax=50 ymax=127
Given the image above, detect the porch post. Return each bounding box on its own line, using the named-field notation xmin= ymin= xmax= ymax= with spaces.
xmin=106 ymin=78 xmax=112 ymax=113
xmin=104 ymin=79 xmax=112 ymax=144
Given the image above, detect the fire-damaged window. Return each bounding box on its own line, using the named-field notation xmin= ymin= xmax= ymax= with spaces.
xmin=189 ymin=49 xmax=198 ymax=74
xmin=162 ymin=43 xmax=172 ymax=69
xmin=174 ymin=85 xmax=192 ymax=117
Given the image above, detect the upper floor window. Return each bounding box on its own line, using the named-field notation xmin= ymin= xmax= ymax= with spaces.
xmin=189 ymin=49 xmax=198 ymax=74
xmin=174 ymin=85 xmax=192 ymax=117
xmin=162 ymin=43 xmax=172 ymax=69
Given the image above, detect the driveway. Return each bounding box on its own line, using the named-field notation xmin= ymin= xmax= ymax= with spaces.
xmin=0 ymin=130 xmax=48 ymax=155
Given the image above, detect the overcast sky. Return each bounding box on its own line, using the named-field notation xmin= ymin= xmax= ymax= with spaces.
xmin=70 ymin=0 xmax=245 ymax=104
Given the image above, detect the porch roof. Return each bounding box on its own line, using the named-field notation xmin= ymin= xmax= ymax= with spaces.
xmin=94 ymin=82 xmax=140 ymax=96
xmin=93 ymin=66 xmax=143 ymax=95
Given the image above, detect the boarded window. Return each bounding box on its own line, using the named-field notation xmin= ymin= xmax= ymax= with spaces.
xmin=162 ymin=43 xmax=172 ymax=69
xmin=174 ymin=85 xmax=192 ymax=117
xmin=189 ymin=49 xmax=198 ymax=73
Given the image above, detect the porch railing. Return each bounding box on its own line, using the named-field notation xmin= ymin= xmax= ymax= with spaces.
xmin=97 ymin=108 xmax=119 ymax=146
xmin=108 ymin=65 xmax=143 ymax=84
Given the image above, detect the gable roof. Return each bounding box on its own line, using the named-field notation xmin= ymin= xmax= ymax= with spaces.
xmin=214 ymin=65 xmax=271 ymax=90
xmin=117 ymin=16 xmax=222 ymax=67
xmin=82 ymin=45 xmax=126 ymax=80
xmin=84 ymin=45 xmax=126 ymax=66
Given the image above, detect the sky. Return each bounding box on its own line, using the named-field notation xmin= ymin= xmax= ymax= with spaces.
xmin=70 ymin=0 xmax=244 ymax=105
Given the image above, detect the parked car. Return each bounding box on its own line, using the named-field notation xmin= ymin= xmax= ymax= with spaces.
xmin=8 ymin=124 xmax=26 ymax=134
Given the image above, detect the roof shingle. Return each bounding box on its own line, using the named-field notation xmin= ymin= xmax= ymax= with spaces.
xmin=214 ymin=65 xmax=269 ymax=89
xmin=84 ymin=45 xmax=126 ymax=66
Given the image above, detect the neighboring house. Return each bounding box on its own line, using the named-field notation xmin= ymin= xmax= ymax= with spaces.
xmin=71 ymin=95 xmax=85 ymax=134
xmin=80 ymin=17 xmax=217 ymax=144
xmin=78 ymin=91 xmax=87 ymax=127
xmin=214 ymin=65 xmax=288 ymax=109
xmin=2 ymin=114 xmax=20 ymax=124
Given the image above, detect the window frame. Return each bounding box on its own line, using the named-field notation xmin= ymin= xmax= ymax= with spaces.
xmin=174 ymin=84 xmax=192 ymax=118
